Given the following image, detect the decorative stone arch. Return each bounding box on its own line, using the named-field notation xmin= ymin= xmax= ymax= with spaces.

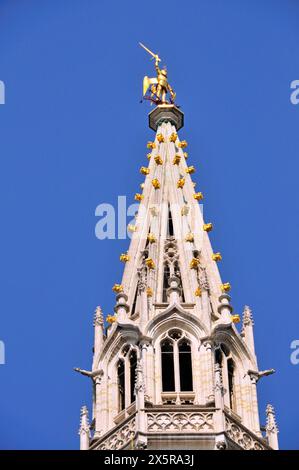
xmin=156 ymin=328 xmax=197 ymax=404
xmin=102 ymin=338 xmax=140 ymax=429
xmin=148 ymin=314 xmax=204 ymax=405
xmin=109 ymin=343 xmax=138 ymax=414
xmin=98 ymin=323 xmax=141 ymax=366
xmin=213 ymin=327 xmax=256 ymax=373
xmin=146 ymin=304 xmax=209 ymax=340
xmin=212 ymin=328 xmax=257 ymax=422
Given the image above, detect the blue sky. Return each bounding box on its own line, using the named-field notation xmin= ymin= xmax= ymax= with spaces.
xmin=0 ymin=0 xmax=298 ymax=449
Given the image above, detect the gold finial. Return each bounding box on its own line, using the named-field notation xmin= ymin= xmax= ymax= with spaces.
xmin=106 ymin=314 xmax=116 ymax=324
xmin=120 ymin=253 xmax=130 ymax=263
xmin=145 ymin=257 xmax=155 ymax=269
xmin=221 ymin=282 xmax=231 ymax=293
xmin=231 ymin=314 xmax=240 ymax=323
xmin=139 ymin=42 xmax=176 ymax=105
xmin=112 ymin=284 xmax=123 ymax=293
xmin=212 ymin=252 xmax=222 ymax=262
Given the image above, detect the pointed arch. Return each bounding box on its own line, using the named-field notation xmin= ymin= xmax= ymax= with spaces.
xmin=214 ymin=343 xmax=237 ymax=412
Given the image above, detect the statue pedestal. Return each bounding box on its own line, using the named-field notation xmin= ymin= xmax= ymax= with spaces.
xmin=148 ymin=104 xmax=184 ymax=131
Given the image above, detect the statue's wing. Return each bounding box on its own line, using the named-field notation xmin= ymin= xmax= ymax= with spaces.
xmin=143 ymin=76 xmax=158 ymax=96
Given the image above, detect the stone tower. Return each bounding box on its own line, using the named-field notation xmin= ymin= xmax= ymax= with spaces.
xmin=77 ymin=103 xmax=278 ymax=450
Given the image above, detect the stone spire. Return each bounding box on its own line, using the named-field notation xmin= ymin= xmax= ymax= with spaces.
xmin=266 ymin=404 xmax=279 ymax=449
xmin=79 ymin=405 xmax=90 ymax=450
xmin=93 ymin=305 xmax=104 ymax=326
xmin=117 ymin=111 xmax=225 ymax=331
xmin=241 ymin=305 xmax=256 ymax=356
xmin=77 ymin=95 xmax=278 ymax=450
xmin=266 ymin=404 xmax=279 ymax=450
xmin=92 ymin=306 xmax=104 ymax=369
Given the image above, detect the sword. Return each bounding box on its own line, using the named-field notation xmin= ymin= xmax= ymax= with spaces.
xmin=139 ymin=42 xmax=161 ymax=62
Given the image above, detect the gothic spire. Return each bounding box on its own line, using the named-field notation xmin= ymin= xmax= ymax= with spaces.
xmin=93 ymin=306 xmax=104 ymax=326
xmin=76 ymin=48 xmax=278 ymax=450
xmin=241 ymin=305 xmax=256 ymax=357
xmin=79 ymin=405 xmax=90 ymax=450
xmin=266 ymin=404 xmax=279 ymax=450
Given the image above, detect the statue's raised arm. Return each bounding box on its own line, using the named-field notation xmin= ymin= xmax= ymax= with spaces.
xmin=139 ymin=42 xmax=176 ymax=105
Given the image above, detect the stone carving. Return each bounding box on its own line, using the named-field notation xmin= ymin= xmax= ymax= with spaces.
xmin=225 ymin=417 xmax=266 ymax=450
xmin=266 ymin=404 xmax=279 ymax=434
xmin=164 ymin=238 xmax=179 ymax=275
xmin=215 ymin=440 xmax=227 ymax=450
xmin=214 ymin=363 xmax=224 ymax=394
xmin=137 ymin=266 xmax=147 ymax=292
xmin=96 ymin=416 xmax=136 ymax=450
xmin=78 ymin=405 xmax=90 ymax=436
xmin=93 ymin=306 xmax=104 ymax=326
xmin=134 ymin=358 xmax=145 ymax=393
xmin=198 ymin=267 xmax=209 ymax=291
xmin=242 ymin=305 xmax=254 ymax=329
xmin=74 ymin=367 xmax=104 ymax=383
xmin=147 ymin=412 xmax=214 ymax=433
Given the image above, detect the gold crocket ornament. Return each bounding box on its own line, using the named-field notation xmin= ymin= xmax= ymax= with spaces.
xmin=139 ymin=42 xmax=176 ymax=105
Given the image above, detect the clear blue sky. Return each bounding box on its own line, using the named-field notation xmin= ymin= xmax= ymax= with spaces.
xmin=0 ymin=0 xmax=298 ymax=450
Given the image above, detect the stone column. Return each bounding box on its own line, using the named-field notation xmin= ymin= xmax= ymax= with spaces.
xmin=217 ymin=294 xmax=233 ymax=324
xmin=97 ymin=364 xmax=109 ymax=435
xmin=167 ymin=275 xmax=181 ymax=304
xmin=248 ymin=372 xmax=262 ymax=436
xmin=135 ymin=346 xmax=147 ymax=448
xmin=91 ymin=306 xmax=104 ymax=430
xmin=114 ymin=293 xmax=129 ymax=322
xmin=201 ymin=340 xmax=215 ymax=405
xmin=198 ymin=268 xmax=211 ymax=329
xmin=145 ymin=343 xmax=155 ymax=403
xmin=213 ymin=363 xmax=227 ymax=449
xmin=192 ymin=343 xmax=202 ymax=404
xmin=155 ymin=344 xmax=163 ymax=404
xmin=137 ymin=267 xmax=148 ymax=329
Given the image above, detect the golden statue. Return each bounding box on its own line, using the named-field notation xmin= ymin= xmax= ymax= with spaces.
xmin=139 ymin=42 xmax=176 ymax=105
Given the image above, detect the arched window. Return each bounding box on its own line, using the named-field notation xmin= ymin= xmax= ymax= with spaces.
xmin=117 ymin=360 xmax=125 ymax=412
xmin=179 ymin=339 xmax=193 ymax=391
xmin=161 ymin=339 xmax=175 ymax=391
xmin=129 ymin=349 xmax=137 ymax=403
xmin=214 ymin=344 xmax=236 ymax=412
xmin=160 ymin=330 xmax=194 ymax=397
xmin=116 ymin=346 xmax=138 ymax=415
